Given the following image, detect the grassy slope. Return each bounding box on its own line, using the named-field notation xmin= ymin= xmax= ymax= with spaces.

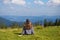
xmin=0 ymin=26 xmax=60 ymax=40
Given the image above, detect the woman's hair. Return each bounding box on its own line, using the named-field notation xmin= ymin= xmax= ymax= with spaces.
xmin=26 ymin=19 xmax=30 ymax=24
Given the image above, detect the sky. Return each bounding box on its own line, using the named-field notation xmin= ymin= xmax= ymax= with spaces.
xmin=0 ymin=0 xmax=60 ymax=16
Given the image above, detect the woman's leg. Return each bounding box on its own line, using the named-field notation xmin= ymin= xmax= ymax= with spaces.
xmin=22 ymin=27 xmax=26 ymax=35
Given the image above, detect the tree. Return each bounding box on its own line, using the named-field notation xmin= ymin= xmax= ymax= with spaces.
xmin=44 ymin=19 xmax=47 ymax=27
xmin=55 ymin=18 xmax=60 ymax=26
xmin=11 ymin=22 xmax=19 ymax=28
xmin=0 ymin=23 xmax=7 ymax=29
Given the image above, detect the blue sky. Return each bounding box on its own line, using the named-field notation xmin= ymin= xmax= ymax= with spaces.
xmin=0 ymin=0 xmax=60 ymax=16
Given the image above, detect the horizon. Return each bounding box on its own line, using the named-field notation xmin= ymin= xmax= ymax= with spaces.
xmin=0 ymin=15 xmax=60 ymax=17
xmin=0 ymin=16 xmax=60 ymax=22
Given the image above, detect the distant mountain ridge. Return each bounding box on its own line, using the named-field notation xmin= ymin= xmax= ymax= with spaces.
xmin=0 ymin=16 xmax=60 ymax=26
xmin=0 ymin=16 xmax=60 ymax=22
xmin=0 ymin=17 xmax=20 ymax=26
xmin=0 ymin=17 xmax=12 ymax=26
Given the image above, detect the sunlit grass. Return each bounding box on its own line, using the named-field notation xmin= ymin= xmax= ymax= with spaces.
xmin=0 ymin=26 xmax=60 ymax=40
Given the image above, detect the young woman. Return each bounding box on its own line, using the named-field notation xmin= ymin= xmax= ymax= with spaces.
xmin=22 ymin=19 xmax=34 ymax=35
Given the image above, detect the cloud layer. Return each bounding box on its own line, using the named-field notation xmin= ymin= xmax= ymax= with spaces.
xmin=3 ymin=0 xmax=26 ymax=5
xmin=3 ymin=0 xmax=60 ymax=6
xmin=34 ymin=0 xmax=44 ymax=5
xmin=0 ymin=0 xmax=60 ymax=16
xmin=11 ymin=0 xmax=26 ymax=5
xmin=47 ymin=0 xmax=60 ymax=6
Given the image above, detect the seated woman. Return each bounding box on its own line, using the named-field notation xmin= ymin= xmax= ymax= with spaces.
xmin=22 ymin=19 xmax=34 ymax=35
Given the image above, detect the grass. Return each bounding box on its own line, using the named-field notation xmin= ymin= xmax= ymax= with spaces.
xmin=0 ymin=26 xmax=60 ymax=40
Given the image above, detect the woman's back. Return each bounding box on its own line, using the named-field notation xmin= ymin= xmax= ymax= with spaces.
xmin=22 ymin=19 xmax=34 ymax=35
xmin=24 ymin=22 xmax=32 ymax=30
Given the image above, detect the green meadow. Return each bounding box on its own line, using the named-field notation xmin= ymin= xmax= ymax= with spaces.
xmin=0 ymin=26 xmax=60 ymax=40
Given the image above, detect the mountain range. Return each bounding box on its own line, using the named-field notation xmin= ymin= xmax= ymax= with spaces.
xmin=0 ymin=16 xmax=60 ymax=26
